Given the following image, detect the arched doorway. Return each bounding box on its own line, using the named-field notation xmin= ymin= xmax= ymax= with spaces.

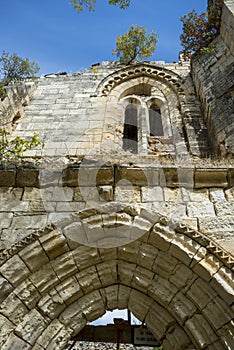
xmin=0 ymin=206 xmax=233 ymax=349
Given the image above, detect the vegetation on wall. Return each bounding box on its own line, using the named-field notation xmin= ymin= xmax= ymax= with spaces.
xmin=0 ymin=52 xmax=43 ymax=163
xmin=0 ymin=128 xmax=44 ymax=164
xmin=180 ymin=0 xmax=222 ymax=58
xmin=112 ymin=25 xmax=158 ymax=65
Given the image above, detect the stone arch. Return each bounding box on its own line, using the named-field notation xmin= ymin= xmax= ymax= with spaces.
xmin=0 ymin=206 xmax=233 ymax=350
xmin=99 ymin=63 xmax=211 ymax=157
xmin=95 ymin=63 xmax=185 ymax=97
xmin=101 ymin=66 xmax=189 ymax=156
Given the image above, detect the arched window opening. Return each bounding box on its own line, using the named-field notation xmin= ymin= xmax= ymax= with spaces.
xmin=123 ymin=104 xmax=138 ymax=153
xmin=66 ymin=309 xmax=161 ymax=349
xmin=149 ymin=104 xmax=164 ymax=137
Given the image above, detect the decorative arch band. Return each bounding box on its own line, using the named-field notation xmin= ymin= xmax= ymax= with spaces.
xmin=95 ymin=63 xmax=186 ymax=97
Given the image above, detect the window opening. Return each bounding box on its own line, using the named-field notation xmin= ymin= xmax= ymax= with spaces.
xmin=123 ymin=104 xmax=138 ymax=153
xmin=149 ymin=105 xmax=164 ymax=137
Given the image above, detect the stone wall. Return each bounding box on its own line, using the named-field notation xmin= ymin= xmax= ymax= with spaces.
xmin=0 ymin=81 xmax=36 ymax=131
xmin=0 ymin=14 xmax=233 ymax=348
xmin=0 ymin=202 xmax=233 ymax=350
xmin=191 ymin=0 xmax=234 ymax=156
xmin=0 ymin=164 xmax=233 ymax=255
xmin=7 ymin=61 xmax=212 ymax=159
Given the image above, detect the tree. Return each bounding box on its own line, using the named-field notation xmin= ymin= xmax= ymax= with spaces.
xmin=112 ymin=25 xmax=158 ymax=65
xmin=70 ymin=0 xmax=130 ymax=12
xmin=180 ymin=1 xmax=221 ymax=58
xmin=0 ymin=51 xmax=40 ymax=100
xmin=0 ymin=51 xmax=40 ymax=86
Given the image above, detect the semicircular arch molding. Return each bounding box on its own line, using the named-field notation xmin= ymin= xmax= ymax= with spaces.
xmin=95 ymin=63 xmax=186 ymax=98
xmin=0 ymin=206 xmax=233 ymax=350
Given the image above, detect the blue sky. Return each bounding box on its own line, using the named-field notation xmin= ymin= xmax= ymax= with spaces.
xmin=1 ymin=0 xmax=207 ymax=75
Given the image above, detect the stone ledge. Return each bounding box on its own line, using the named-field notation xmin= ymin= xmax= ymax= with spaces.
xmin=0 ymin=164 xmax=233 ymax=188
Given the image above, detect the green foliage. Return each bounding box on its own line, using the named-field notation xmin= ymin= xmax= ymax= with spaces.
xmin=70 ymin=0 xmax=130 ymax=12
xmin=180 ymin=1 xmax=221 ymax=58
xmin=113 ymin=25 xmax=158 ymax=65
xmin=0 ymin=128 xmax=44 ymax=163
xmin=0 ymin=51 xmax=40 ymax=86
xmin=0 ymin=82 xmax=7 ymax=101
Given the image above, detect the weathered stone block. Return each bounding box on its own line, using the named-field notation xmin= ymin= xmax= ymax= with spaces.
xmin=217 ymin=320 xmax=234 ymax=350
xmin=187 ymin=201 xmax=215 ymax=217
xmin=168 ymin=292 xmax=197 ymax=325
xmin=148 ymin=224 xmax=173 ymax=251
xmin=163 ymin=325 xmax=191 ymax=350
xmin=169 ymin=233 xmax=200 ymax=265
xmin=98 ymin=185 xmax=113 ymax=201
xmin=137 ymin=242 xmax=158 ymax=269
xmin=118 ymin=240 xmax=141 ymax=263
xmin=169 ymin=263 xmax=194 ymax=289
xmin=194 ymin=169 xmax=228 ymax=188
xmin=96 ymin=261 xmax=117 ymax=287
xmin=118 ymin=260 xmax=136 ymax=286
xmin=114 ymin=185 xmax=141 ymax=203
xmin=22 ymin=187 xmax=43 ymax=200
xmin=101 ymin=285 xmax=118 ymax=310
xmin=72 ymin=246 xmax=101 ymax=270
xmin=203 ymin=296 xmax=233 ymax=330
xmin=55 ymin=276 xmax=83 ymax=305
xmin=0 ymin=254 xmax=30 ymax=286
xmin=38 ymin=288 xmax=66 ymax=319
xmin=78 ymin=290 xmax=105 ymax=322
xmin=0 ymin=314 xmax=14 ymax=349
xmin=19 ymin=240 xmax=49 ymax=271
xmin=16 ymin=168 xmax=40 ymax=187
xmin=36 ymin=319 xmax=64 ymax=348
xmin=145 ymin=301 xmax=175 ymax=341
xmin=0 ymin=169 xmax=16 ymax=187
xmin=62 ymin=220 xmax=86 ymax=249
xmin=189 ymin=188 xmax=209 ymax=202
xmin=211 ymin=265 xmax=234 ymax=305
xmin=128 ymin=289 xmax=152 ymax=321
xmin=209 ymin=188 xmax=226 ymax=203
xmin=11 ymin=214 xmax=47 ymax=229
xmin=117 ymin=285 xmax=131 ymax=309
xmin=192 ymin=254 xmax=222 ymax=282
xmin=186 ymin=277 xmax=217 ymax=309
xmin=142 ymin=186 xmax=164 ymax=202
xmin=1 ymin=333 xmax=31 ymax=350
xmin=39 ymin=229 xmax=69 ymax=259
xmin=228 ymin=167 xmax=234 ymax=187
xmin=148 ymin=275 xmax=178 ymax=306
xmin=185 ymin=314 xmax=218 ymax=348
xmin=0 ymin=275 xmax=13 ymax=303
xmin=76 ymin=266 xmax=101 ymax=293
xmin=199 ymin=216 xmax=234 ymax=235
xmin=116 ymin=166 xmax=148 ymax=186
xmin=15 ymin=309 xmax=47 ymax=345
xmin=132 ymin=266 xmax=154 ymax=293
xmin=59 ymin=301 xmax=86 ymax=333
xmin=0 ymin=292 xmax=28 ymax=324
xmin=152 ymin=251 xmax=178 ymax=278
xmin=50 ymin=251 xmax=78 ymax=281
xmin=29 ymin=262 xmax=59 ymax=293
xmin=64 ymin=166 xmax=114 ymax=187
xmin=14 ymin=279 xmax=41 ymax=308
xmin=0 ymin=213 xmax=13 ymax=228
xmin=0 ymin=199 xmax=29 ymax=212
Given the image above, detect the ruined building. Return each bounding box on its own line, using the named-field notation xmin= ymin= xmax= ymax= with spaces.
xmin=0 ymin=0 xmax=233 ymax=349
